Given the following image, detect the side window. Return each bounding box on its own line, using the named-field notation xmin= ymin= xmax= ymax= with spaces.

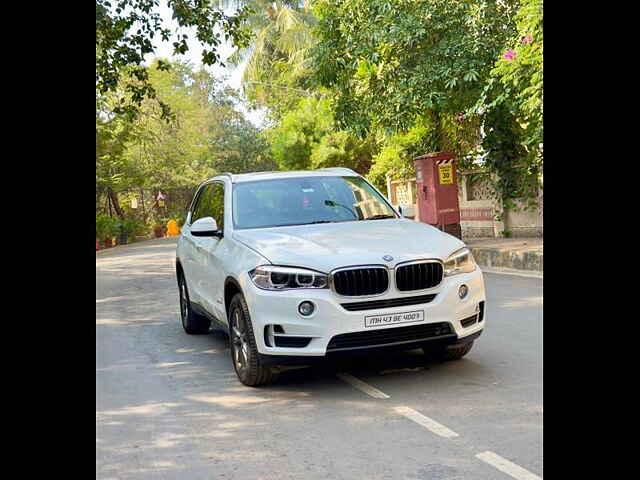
xmin=193 ymin=182 xmax=225 ymax=230
xmin=190 ymin=185 xmax=211 ymax=224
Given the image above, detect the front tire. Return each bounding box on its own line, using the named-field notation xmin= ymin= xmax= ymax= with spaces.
xmin=178 ymin=274 xmax=210 ymax=334
xmin=228 ymin=293 xmax=278 ymax=386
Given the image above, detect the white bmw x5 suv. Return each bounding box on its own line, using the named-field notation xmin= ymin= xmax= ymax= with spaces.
xmin=176 ymin=168 xmax=486 ymax=386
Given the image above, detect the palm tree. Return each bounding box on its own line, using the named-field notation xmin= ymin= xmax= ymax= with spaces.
xmin=220 ymin=1 xmax=316 ymax=116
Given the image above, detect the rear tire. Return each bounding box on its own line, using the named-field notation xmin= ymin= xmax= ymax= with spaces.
xmin=178 ymin=274 xmax=211 ymax=334
xmin=425 ymin=341 xmax=474 ymax=361
xmin=228 ymin=293 xmax=279 ymax=387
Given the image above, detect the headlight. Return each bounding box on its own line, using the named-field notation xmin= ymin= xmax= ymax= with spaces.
xmin=443 ymin=248 xmax=476 ymax=276
xmin=249 ymin=265 xmax=328 ymax=290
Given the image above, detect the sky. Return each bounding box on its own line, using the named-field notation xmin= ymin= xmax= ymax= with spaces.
xmin=145 ymin=1 xmax=267 ymax=127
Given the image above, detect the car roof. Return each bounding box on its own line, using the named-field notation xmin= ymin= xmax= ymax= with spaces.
xmin=211 ymin=168 xmax=360 ymax=184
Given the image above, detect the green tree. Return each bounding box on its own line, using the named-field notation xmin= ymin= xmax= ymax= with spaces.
xmin=210 ymin=112 xmax=276 ymax=173
xmin=367 ymin=118 xmax=432 ymax=194
xmin=312 ymin=0 xmax=517 ymax=136
xmin=120 ymin=61 xmax=215 ymax=189
xmin=487 ymin=0 xmax=543 ymax=161
xmin=225 ymin=0 xmax=317 ymax=120
xmin=97 ymin=60 xmax=273 ymax=222
xmin=267 ymin=95 xmax=375 ymax=174
xmin=96 ymin=95 xmax=144 ymax=217
xmin=471 ymin=0 xmax=543 ymax=213
xmin=310 ymin=130 xmax=374 ymax=174
xmin=96 ymin=0 xmax=252 ymax=120
xmin=267 ymin=96 xmax=333 ymax=170
xmin=310 ymin=0 xmax=542 ymax=210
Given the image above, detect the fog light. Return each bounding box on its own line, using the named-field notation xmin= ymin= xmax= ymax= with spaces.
xmin=298 ymin=301 xmax=315 ymax=316
xmin=458 ymin=284 xmax=469 ymax=299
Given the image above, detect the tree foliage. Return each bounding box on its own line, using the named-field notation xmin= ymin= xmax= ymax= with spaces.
xmin=312 ymin=0 xmax=517 ymax=135
xmin=267 ymin=97 xmax=333 ymax=170
xmin=96 ymin=60 xmax=273 ymax=224
xmin=96 ymin=0 xmax=544 ymax=234
xmin=96 ymin=106 xmax=137 ymax=193
xmin=267 ymin=96 xmax=373 ymax=174
xmin=225 ymin=0 xmax=316 ymax=120
xmin=367 ymin=118 xmax=432 ymax=193
xmin=96 ymin=0 xmax=252 ymax=120
xmin=472 ymin=0 xmax=543 ymax=209
xmin=310 ymin=131 xmax=374 ymax=174
xmin=490 ymin=0 xmax=543 ymax=155
xmin=307 ymin=0 xmax=543 ymax=211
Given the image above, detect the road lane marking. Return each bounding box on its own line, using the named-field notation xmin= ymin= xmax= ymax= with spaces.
xmin=476 ymin=451 xmax=541 ymax=480
xmin=336 ymin=373 xmax=390 ymax=399
xmin=393 ymin=406 xmax=459 ymax=438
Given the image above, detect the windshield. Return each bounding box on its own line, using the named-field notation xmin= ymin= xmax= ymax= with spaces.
xmin=232 ymin=176 xmax=398 ymax=229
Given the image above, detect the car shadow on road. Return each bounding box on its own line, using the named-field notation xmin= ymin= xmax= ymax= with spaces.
xmin=244 ymin=345 xmax=495 ymax=393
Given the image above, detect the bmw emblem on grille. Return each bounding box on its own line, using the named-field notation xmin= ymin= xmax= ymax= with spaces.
xmin=382 ymin=255 xmax=394 ymax=262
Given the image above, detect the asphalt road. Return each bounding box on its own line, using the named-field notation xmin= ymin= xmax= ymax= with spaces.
xmin=96 ymin=237 xmax=542 ymax=480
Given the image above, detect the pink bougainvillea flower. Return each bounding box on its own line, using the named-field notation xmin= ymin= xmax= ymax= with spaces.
xmin=521 ymin=34 xmax=533 ymax=45
xmin=503 ymin=49 xmax=516 ymax=60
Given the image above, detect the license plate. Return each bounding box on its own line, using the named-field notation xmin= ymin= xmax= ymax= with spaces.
xmin=364 ymin=310 xmax=424 ymax=328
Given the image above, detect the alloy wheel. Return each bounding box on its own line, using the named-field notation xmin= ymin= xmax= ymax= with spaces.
xmin=231 ymin=309 xmax=250 ymax=373
xmin=179 ymin=278 xmax=189 ymax=329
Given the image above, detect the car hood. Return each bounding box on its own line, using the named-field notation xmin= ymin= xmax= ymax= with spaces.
xmin=232 ymin=219 xmax=465 ymax=273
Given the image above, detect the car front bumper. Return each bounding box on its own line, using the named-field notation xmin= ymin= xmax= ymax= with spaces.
xmin=242 ymin=267 xmax=486 ymax=362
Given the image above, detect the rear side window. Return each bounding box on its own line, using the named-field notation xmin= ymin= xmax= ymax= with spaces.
xmin=191 ymin=182 xmax=225 ymax=230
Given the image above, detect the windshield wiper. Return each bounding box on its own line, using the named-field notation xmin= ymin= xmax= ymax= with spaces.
xmin=305 ymin=220 xmax=338 ymax=224
xmin=364 ymin=214 xmax=396 ymax=220
xmin=324 ymin=200 xmax=358 ymax=219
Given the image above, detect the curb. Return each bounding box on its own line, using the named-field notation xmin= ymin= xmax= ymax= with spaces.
xmin=480 ymin=267 xmax=543 ymax=279
xmin=469 ymin=246 xmax=543 ymax=273
xmin=96 ymin=236 xmax=178 ymax=256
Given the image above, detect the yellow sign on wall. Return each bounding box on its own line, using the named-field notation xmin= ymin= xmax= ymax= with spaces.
xmin=438 ymin=164 xmax=453 ymax=184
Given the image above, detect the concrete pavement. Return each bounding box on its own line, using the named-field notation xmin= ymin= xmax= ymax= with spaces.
xmin=96 ymin=238 xmax=542 ymax=479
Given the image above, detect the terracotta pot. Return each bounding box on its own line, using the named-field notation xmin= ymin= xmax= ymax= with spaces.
xmin=154 ymin=226 xmax=164 ymax=238
xmin=104 ymin=237 xmax=113 ymax=248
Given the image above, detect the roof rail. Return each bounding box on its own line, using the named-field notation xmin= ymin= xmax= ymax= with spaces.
xmin=198 ymin=172 xmax=233 ymax=185
xmin=318 ymin=167 xmax=358 ymax=175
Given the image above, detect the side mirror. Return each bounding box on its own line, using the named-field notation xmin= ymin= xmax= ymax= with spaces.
xmin=398 ymin=204 xmax=415 ymax=218
xmin=191 ymin=217 xmax=222 ymax=237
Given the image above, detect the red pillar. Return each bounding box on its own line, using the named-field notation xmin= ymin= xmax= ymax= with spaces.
xmin=413 ymin=152 xmax=462 ymax=239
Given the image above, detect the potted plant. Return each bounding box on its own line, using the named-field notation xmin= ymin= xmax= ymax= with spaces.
xmin=103 ymin=217 xmax=118 ymax=247
xmin=124 ymin=218 xmax=146 ymax=244
xmin=115 ymin=219 xmax=125 ymax=245
xmin=153 ymin=223 xmax=164 ymax=238
xmin=135 ymin=219 xmax=152 ymax=242
xmin=118 ymin=218 xmax=134 ymax=245
xmin=96 ymin=214 xmax=108 ymax=249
